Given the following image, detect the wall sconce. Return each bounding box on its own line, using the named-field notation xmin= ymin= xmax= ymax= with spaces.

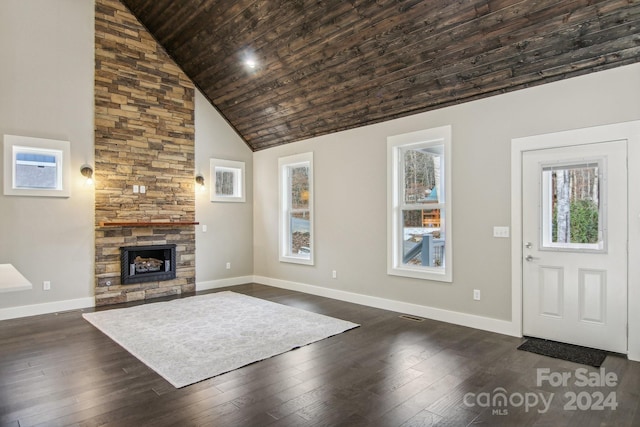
xmin=80 ymin=164 xmax=94 ymax=185
xmin=195 ymin=174 xmax=205 ymax=191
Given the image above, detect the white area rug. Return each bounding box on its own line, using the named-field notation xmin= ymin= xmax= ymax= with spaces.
xmin=82 ymin=291 xmax=359 ymax=388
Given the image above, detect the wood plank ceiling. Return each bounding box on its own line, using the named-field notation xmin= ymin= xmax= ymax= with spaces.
xmin=120 ymin=0 xmax=640 ymax=151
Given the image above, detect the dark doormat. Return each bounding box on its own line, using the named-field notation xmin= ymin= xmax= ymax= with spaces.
xmin=517 ymin=337 xmax=607 ymax=367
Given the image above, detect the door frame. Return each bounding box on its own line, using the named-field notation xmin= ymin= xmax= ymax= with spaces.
xmin=510 ymin=120 xmax=640 ymax=361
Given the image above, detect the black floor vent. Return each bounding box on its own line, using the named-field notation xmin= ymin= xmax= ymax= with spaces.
xmin=399 ymin=314 xmax=425 ymax=322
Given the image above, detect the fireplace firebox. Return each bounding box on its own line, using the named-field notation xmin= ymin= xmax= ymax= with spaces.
xmin=120 ymin=244 xmax=176 ymax=285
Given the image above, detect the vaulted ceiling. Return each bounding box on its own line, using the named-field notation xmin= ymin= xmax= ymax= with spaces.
xmin=120 ymin=0 xmax=640 ymax=151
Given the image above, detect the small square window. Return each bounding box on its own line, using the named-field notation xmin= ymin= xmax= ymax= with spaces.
xmin=3 ymin=135 xmax=70 ymax=197
xmin=210 ymin=159 xmax=245 ymax=202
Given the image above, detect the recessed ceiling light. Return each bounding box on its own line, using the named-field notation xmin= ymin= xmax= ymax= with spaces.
xmin=241 ymin=49 xmax=259 ymax=72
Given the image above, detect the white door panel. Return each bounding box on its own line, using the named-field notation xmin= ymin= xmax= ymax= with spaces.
xmin=578 ymin=269 xmax=606 ymax=324
xmin=539 ymin=266 xmax=563 ymax=317
xmin=522 ymin=140 xmax=627 ymax=353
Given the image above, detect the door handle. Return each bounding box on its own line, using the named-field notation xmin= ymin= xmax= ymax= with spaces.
xmin=525 ymin=255 xmax=538 ymax=262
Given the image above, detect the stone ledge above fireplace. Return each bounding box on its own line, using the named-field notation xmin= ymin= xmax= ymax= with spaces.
xmin=100 ymin=221 xmax=199 ymax=227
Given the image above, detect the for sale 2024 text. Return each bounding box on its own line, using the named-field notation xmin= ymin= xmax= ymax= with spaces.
xmin=537 ymin=367 xmax=618 ymax=412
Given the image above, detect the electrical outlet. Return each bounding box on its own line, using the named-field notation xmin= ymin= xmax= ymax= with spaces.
xmin=473 ymin=289 xmax=481 ymax=301
xmin=133 ymin=185 xmax=139 ymax=193
xmin=140 ymin=185 xmax=146 ymax=194
xmin=43 ymin=281 xmax=51 ymax=291
xmin=202 ymin=225 xmax=207 ymax=232
xmin=226 ymin=262 xmax=231 ymax=270
xmin=332 ymin=270 xmax=337 ymax=279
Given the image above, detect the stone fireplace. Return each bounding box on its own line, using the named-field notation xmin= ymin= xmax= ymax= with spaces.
xmin=93 ymin=0 xmax=196 ymax=306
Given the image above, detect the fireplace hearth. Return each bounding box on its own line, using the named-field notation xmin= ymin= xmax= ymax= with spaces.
xmin=120 ymin=244 xmax=176 ymax=285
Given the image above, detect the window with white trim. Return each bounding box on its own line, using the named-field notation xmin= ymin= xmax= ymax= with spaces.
xmin=387 ymin=125 xmax=452 ymax=282
xmin=3 ymin=134 xmax=71 ymax=198
xmin=210 ymin=158 xmax=246 ymax=202
xmin=279 ymin=152 xmax=314 ymax=265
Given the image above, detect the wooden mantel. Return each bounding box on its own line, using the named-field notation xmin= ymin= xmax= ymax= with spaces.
xmin=99 ymin=221 xmax=199 ymax=227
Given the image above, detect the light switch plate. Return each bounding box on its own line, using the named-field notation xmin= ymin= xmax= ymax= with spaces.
xmin=493 ymin=226 xmax=510 ymax=238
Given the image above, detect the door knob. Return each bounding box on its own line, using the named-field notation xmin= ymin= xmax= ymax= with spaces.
xmin=525 ymin=255 xmax=537 ymax=262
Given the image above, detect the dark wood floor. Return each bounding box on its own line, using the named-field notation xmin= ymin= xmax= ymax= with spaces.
xmin=1 ymin=283 xmax=639 ymax=427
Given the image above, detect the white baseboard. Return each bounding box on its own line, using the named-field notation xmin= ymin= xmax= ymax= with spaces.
xmin=196 ymin=276 xmax=255 ymax=292
xmin=0 ymin=276 xmax=252 ymax=321
xmin=0 ymin=276 xmax=518 ymax=338
xmin=0 ymin=297 xmax=95 ymax=321
xmin=253 ymin=275 xmax=520 ymax=337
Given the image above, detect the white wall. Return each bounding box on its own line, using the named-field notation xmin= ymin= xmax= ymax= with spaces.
xmin=253 ymin=63 xmax=640 ymax=325
xmin=195 ymin=91 xmax=254 ymax=288
xmin=0 ymin=0 xmax=95 ymax=314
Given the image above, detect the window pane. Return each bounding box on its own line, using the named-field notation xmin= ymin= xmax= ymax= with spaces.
xmin=215 ymin=169 xmax=236 ymax=196
xmin=289 ymin=211 xmax=311 ymax=256
xmin=290 ymin=166 xmax=309 ymax=209
xmin=542 ymin=163 xmax=601 ymax=249
xmin=402 ymin=209 xmax=444 ymax=267
xmin=404 ymin=148 xmax=441 ymax=204
xmin=15 ymin=151 xmax=58 ymax=189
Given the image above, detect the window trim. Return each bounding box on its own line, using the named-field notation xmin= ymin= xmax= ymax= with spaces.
xmin=387 ymin=125 xmax=453 ymax=282
xmin=210 ymin=158 xmax=246 ymax=202
xmin=278 ymin=152 xmax=314 ymax=265
xmin=539 ymin=157 xmax=606 ymax=253
xmin=3 ymin=134 xmax=71 ymax=198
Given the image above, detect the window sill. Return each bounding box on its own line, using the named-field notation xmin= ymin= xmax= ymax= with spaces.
xmin=279 ymin=256 xmax=314 ymax=266
xmin=387 ymin=266 xmax=452 ymax=283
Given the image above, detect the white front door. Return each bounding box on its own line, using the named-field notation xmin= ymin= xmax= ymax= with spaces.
xmin=522 ymin=140 xmax=627 ymax=353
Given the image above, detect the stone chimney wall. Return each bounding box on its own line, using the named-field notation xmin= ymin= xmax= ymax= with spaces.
xmin=94 ymin=0 xmax=196 ymax=305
